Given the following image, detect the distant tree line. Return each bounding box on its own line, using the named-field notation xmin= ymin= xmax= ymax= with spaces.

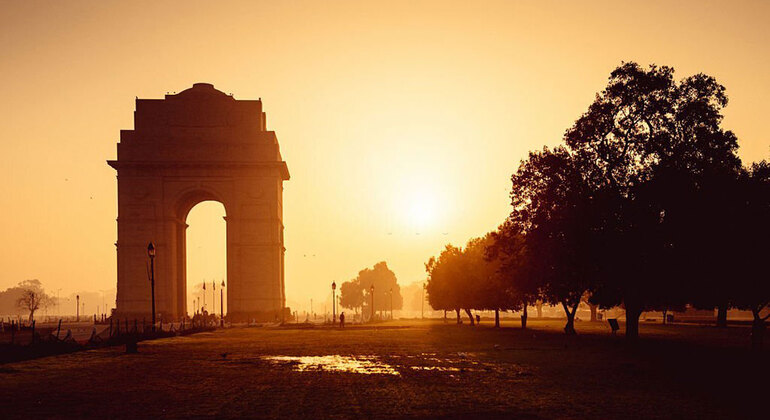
xmin=425 ymin=63 xmax=770 ymax=348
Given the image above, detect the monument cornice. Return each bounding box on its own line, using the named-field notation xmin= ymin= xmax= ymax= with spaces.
xmin=107 ymin=160 xmax=290 ymax=180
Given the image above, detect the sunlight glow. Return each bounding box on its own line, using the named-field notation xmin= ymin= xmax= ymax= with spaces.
xmin=407 ymin=193 xmax=438 ymax=229
xmin=401 ymin=187 xmax=442 ymax=232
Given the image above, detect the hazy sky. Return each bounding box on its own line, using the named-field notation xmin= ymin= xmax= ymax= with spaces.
xmin=1 ymin=0 xmax=768 ymax=313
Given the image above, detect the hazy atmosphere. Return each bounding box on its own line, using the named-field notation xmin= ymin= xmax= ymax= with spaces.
xmin=2 ymin=1 xmax=769 ymax=314
xmin=2 ymin=2 xmax=770 ymax=419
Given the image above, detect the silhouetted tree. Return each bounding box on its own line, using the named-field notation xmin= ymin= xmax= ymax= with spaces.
xmin=488 ymin=220 xmax=534 ymax=328
xmin=467 ymin=234 xmax=519 ymax=328
xmin=0 ymin=284 xmax=28 ymax=316
xmin=678 ymin=172 xmax=743 ymax=327
xmin=339 ymin=278 xmax=365 ymax=318
xmin=458 ymin=234 xmax=520 ymax=327
xmin=581 ymin=293 xmax=600 ymax=322
xmin=509 ymin=146 xmax=600 ymax=334
xmin=16 ymin=279 xmax=51 ymax=322
xmin=356 ymin=262 xmax=402 ymax=320
xmin=425 ymin=237 xmax=511 ymax=326
xmin=730 ymin=161 xmax=770 ymax=349
xmin=430 ymin=62 xmax=751 ymax=344
xmin=562 ymin=62 xmax=741 ymax=340
xmin=458 ymin=238 xmax=484 ymax=325
xmin=426 ymin=245 xmax=465 ymax=323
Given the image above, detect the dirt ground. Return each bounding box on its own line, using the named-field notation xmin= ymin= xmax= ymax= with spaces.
xmin=0 ymin=318 xmax=766 ymax=419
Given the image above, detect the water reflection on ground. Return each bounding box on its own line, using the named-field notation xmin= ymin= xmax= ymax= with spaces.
xmin=263 ymin=355 xmax=400 ymax=375
xmin=261 ymin=353 xmax=532 ymax=378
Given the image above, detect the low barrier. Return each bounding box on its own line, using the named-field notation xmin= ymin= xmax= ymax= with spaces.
xmin=0 ymin=318 xmax=218 ymax=364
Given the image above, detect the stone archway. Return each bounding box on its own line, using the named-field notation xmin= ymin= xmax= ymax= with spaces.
xmin=108 ymin=83 xmax=290 ymax=322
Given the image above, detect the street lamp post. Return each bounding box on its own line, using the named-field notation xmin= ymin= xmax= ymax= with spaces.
xmin=422 ymin=283 xmax=426 ymax=319
xmin=147 ymin=242 xmax=156 ymax=331
xmin=76 ymin=295 xmax=80 ymax=321
xmin=370 ymin=284 xmax=375 ymax=322
xmin=331 ymin=281 xmax=337 ymax=325
xmin=390 ymin=287 xmax=393 ymax=320
xmin=220 ymin=280 xmax=225 ymax=327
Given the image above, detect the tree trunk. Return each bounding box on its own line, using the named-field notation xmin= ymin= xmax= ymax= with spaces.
xmin=521 ymin=304 xmax=528 ymax=329
xmin=564 ymin=316 xmax=576 ymax=335
xmin=562 ymin=302 xmax=578 ymax=335
xmin=455 ymin=308 xmax=461 ymax=324
xmin=494 ymin=309 xmax=500 ymax=328
xmin=751 ymin=309 xmax=765 ymax=351
xmin=535 ymin=301 xmax=542 ymax=318
xmin=464 ymin=309 xmax=475 ymax=325
xmin=443 ymin=310 xmax=447 ymax=323
xmin=625 ymin=305 xmax=642 ymax=341
xmin=589 ymin=304 xmax=598 ymax=322
xmin=662 ymin=309 xmax=668 ymax=325
xmin=716 ymin=304 xmax=728 ymax=328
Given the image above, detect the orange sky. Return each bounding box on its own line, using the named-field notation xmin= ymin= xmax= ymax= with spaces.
xmin=1 ymin=1 xmax=768 ymax=314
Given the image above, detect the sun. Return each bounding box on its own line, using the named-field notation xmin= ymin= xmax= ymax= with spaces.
xmin=405 ymin=192 xmax=438 ymax=231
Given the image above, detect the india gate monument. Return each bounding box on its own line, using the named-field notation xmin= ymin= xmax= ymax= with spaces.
xmin=108 ymin=83 xmax=290 ymax=322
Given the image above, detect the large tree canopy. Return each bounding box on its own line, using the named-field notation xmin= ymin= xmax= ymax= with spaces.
xmin=731 ymin=161 xmax=770 ymax=349
xmin=424 ymin=62 xmax=765 ymax=344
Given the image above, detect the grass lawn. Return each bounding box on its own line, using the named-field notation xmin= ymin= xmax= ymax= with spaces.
xmin=0 ymin=318 xmax=766 ymax=419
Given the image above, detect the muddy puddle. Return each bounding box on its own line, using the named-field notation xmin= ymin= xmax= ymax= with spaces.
xmin=259 ymin=352 xmax=532 ymax=378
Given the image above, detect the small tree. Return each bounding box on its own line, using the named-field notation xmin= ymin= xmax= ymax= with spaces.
xmin=339 ymin=278 xmax=364 ymax=319
xmin=487 ymin=221 xmax=532 ymax=328
xmin=467 ymin=234 xmax=515 ymax=327
xmin=426 ymin=245 xmax=465 ymax=323
xmin=16 ymin=279 xmax=51 ymax=322
xmin=346 ymin=262 xmax=403 ymax=321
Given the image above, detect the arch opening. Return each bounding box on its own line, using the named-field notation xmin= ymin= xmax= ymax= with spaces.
xmin=184 ymin=200 xmax=227 ymax=318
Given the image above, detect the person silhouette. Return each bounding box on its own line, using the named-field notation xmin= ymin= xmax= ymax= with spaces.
xmin=339 ymin=312 xmax=345 ymax=328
